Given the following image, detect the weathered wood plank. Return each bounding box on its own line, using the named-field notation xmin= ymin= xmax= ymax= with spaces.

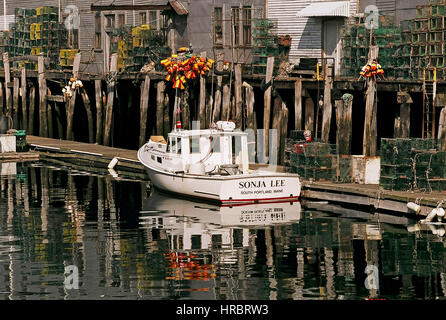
xmin=244 ymin=82 xmax=255 ymax=130
xmin=221 ymin=83 xmax=230 ymax=121
xmin=38 ymin=55 xmax=48 ymax=137
xmin=3 ymin=53 xmax=11 ymax=117
xmin=304 ymin=97 xmax=314 ymax=132
xmin=156 ymin=81 xmax=166 ymax=135
xmin=21 ymin=68 xmax=27 ymax=131
xmin=80 ymin=87 xmax=94 ymax=143
xmin=335 ymin=94 xmax=353 ymax=155
xmin=66 ymin=53 xmax=81 ymax=140
xmin=13 ymin=77 xmax=19 ymax=129
xmin=163 ymin=92 xmax=170 ymax=138
xmin=321 ymin=65 xmax=333 ymax=142
xmin=47 ymin=95 xmax=65 ymax=103
xmin=263 ymin=57 xmax=274 ymax=156
xmin=213 ymin=76 xmax=222 ymax=123
xmin=29 ymin=85 xmax=35 ymax=135
xmin=181 ymin=87 xmax=190 ymax=130
xmin=139 ymin=74 xmax=150 ymax=147
xmin=280 ymin=101 xmax=289 ymax=165
xmin=199 ymin=52 xmax=206 ymax=129
xmin=104 ymin=53 xmax=118 ymax=146
xmin=363 ymin=46 xmax=379 ymax=156
xmin=95 ymin=80 xmax=103 ymax=144
xmin=47 ymin=89 xmax=53 ymax=138
xmin=234 ymin=63 xmax=242 ymax=129
xmin=438 ymin=107 xmax=446 ymax=152
xmin=294 ymin=79 xmax=302 ymax=130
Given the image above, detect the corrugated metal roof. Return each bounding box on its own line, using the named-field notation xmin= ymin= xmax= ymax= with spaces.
xmin=296 ymin=1 xmax=350 ymax=18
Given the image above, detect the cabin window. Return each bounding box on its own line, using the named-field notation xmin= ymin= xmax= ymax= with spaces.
xmin=104 ymin=14 xmax=115 ymax=29
xmin=176 ymin=138 xmax=182 ymax=154
xmin=157 ymin=157 xmax=162 ymax=164
xmin=242 ymin=6 xmax=252 ymax=46
xmin=148 ymin=11 xmax=157 ymax=29
xmin=117 ymin=13 xmax=126 ymax=27
xmin=190 ymin=137 xmax=200 ymax=154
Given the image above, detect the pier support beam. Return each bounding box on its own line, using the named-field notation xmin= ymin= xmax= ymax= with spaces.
xmin=363 ymin=46 xmax=379 ymax=157
xmin=21 ymin=68 xmax=27 ymax=132
xmin=80 ymin=87 xmax=95 ymax=143
xmin=181 ymin=87 xmax=190 ymax=130
xmin=294 ymin=79 xmax=302 ymax=130
xmin=321 ymin=65 xmax=333 ymax=143
xmin=335 ymin=94 xmax=353 ymax=155
xmin=234 ymin=63 xmax=243 ymax=129
xmin=304 ymin=97 xmax=314 ymax=132
xmin=3 ymin=53 xmax=12 ymax=118
xmin=245 ymin=82 xmax=255 ymax=131
xmin=156 ymin=81 xmax=166 ymax=135
xmin=104 ymin=53 xmax=118 ymax=146
xmin=199 ymin=52 xmax=207 ymax=129
xmin=221 ymin=83 xmax=230 ymax=122
xmin=66 ymin=53 xmax=81 ymax=140
xmin=95 ymin=80 xmax=103 ymax=144
xmin=395 ymin=92 xmax=412 ymax=139
xmin=213 ymin=75 xmax=222 ymax=123
xmin=38 ymin=55 xmax=48 ymax=137
xmin=263 ymin=57 xmax=275 ymax=157
xmin=13 ymin=77 xmax=19 ymax=129
xmin=29 ymin=84 xmax=35 ymax=135
xmin=139 ymin=74 xmax=150 ymax=147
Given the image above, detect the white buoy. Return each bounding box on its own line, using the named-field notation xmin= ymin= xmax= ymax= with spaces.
xmin=108 ymin=157 xmax=119 ymax=169
xmin=425 ymin=208 xmax=439 ymax=222
xmin=437 ymin=207 xmax=445 ymax=217
xmin=407 ymin=202 xmax=421 ymax=213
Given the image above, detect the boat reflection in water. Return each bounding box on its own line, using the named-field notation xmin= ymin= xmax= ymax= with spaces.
xmin=140 ymin=191 xmax=301 ymax=251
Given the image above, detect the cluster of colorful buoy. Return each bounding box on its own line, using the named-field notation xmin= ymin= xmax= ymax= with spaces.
xmin=163 ymin=252 xmax=217 ymax=281
xmin=62 ymin=78 xmax=83 ymax=98
xmin=160 ymin=48 xmax=215 ymax=90
xmin=359 ymin=59 xmax=384 ymax=79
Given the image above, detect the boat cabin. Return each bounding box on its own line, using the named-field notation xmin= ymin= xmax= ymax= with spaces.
xmin=146 ymin=125 xmax=249 ymax=176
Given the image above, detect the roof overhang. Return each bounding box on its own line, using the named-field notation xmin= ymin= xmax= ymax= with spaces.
xmin=296 ymin=1 xmax=350 ymax=18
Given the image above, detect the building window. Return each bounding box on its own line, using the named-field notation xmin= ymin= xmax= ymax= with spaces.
xmin=117 ymin=13 xmax=125 ymax=27
xmin=213 ymin=7 xmax=223 ymax=46
xmin=148 ymin=11 xmax=157 ymax=29
xmin=95 ymin=13 xmax=102 ymax=49
xmin=231 ymin=7 xmax=240 ymax=46
xmin=242 ymin=6 xmax=252 ymax=46
xmin=139 ymin=12 xmax=147 ymax=25
xmin=104 ymin=14 xmax=115 ymax=29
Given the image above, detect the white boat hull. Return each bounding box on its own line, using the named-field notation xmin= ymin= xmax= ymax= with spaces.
xmin=139 ymin=153 xmax=301 ymax=204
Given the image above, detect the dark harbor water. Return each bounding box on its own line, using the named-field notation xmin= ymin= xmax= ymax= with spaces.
xmin=0 ymin=162 xmax=445 ymax=300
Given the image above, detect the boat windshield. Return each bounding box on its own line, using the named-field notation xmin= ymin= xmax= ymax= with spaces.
xmin=167 ymin=137 xmax=181 ymax=154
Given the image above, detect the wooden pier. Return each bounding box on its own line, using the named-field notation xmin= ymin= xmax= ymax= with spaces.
xmin=22 ymin=135 xmax=445 ymax=217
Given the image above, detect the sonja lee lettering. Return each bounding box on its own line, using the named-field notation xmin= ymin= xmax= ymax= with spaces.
xmin=239 ymin=180 xmax=285 ymax=189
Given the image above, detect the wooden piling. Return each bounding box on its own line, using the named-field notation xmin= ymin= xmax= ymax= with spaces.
xmin=221 ymin=83 xmax=230 ymax=121
xmin=199 ymin=52 xmax=207 ymax=129
xmin=234 ymin=63 xmax=243 ymax=129
xmin=104 ymin=53 xmax=118 ymax=146
xmin=54 ymin=101 xmax=64 ymax=139
xmin=66 ymin=53 xmax=81 ymax=140
xmin=280 ymin=102 xmax=289 ymax=165
xmin=47 ymin=89 xmax=53 ymax=138
xmin=0 ymin=82 xmax=4 ymax=115
xmin=304 ymin=97 xmax=314 ymax=132
xmin=272 ymin=96 xmax=282 ymax=161
xmin=335 ymin=94 xmax=353 ymax=155
xmin=181 ymin=88 xmax=190 ymax=130
xmin=294 ymin=79 xmax=302 ymax=130
xmin=396 ymin=92 xmax=412 ymax=139
xmin=321 ymin=65 xmax=333 ymax=142
xmin=263 ymin=57 xmax=274 ymax=156
xmin=38 ymin=55 xmax=48 ymax=137
xmin=363 ymin=46 xmax=379 ymax=157
xmin=213 ymin=76 xmax=223 ymax=123
xmin=95 ymin=80 xmax=103 ymax=144
xmin=156 ymin=81 xmax=166 ymax=135
xmin=80 ymin=87 xmax=94 ymax=143
xmin=206 ymin=91 xmax=213 ymax=128
xmin=438 ymin=107 xmax=446 ymax=152
xmin=139 ymin=74 xmax=150 ymax=147
xmin=20 ymin=68 xmax=27 ymax=131
xmin=3 ymin=53 xmax=11 ymax=117
xmin=29 ymin=84 xmax=35 ymax=135
xmin=163 ymin=93 xmax=170 ymax=138
xmin=12 ymin=77 xmax=19 ymax=129
xmin=245 ymin=82 xmax=255 ymax=131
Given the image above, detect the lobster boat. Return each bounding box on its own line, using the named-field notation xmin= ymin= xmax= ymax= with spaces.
xmin=137 ymin=121 xmax=301 ymax=205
